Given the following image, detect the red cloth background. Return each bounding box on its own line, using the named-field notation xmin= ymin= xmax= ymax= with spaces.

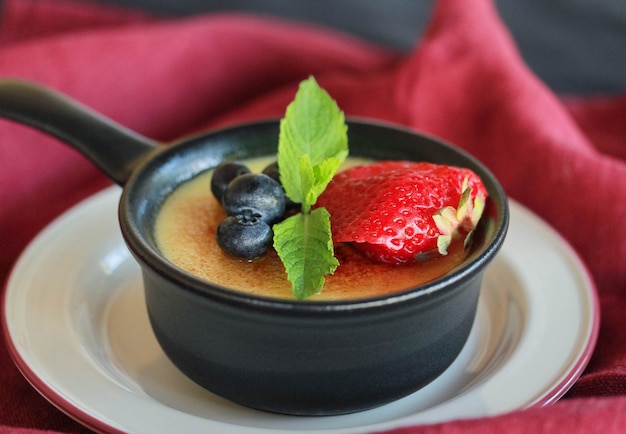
xmin=1 ymin=0 xmax=625 ymax=432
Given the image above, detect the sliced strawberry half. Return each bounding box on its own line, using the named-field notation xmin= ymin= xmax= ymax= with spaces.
xmin=316 ymin=161 xmax=487 ymax=264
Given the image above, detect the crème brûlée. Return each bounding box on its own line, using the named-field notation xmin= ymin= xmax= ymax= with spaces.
xmin=155 ymin=157 xmax=473 ymax=301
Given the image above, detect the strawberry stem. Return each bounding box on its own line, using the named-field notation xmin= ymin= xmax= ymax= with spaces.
xmin=433 ymin=177 xmax=485 ymax=255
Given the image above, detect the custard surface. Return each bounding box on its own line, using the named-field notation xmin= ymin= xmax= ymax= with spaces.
xmin=155 ymin=157 xmax=470 ymax=300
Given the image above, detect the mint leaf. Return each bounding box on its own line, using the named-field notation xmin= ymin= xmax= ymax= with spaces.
xmin=273 ymin=76 xmax=348 ymax=299
xmin=273 ymin=208 xmax=339 ymax=299
xmin=294 ymin=154 xmax=343 ymax=213
xmin=278 ymin=76 xmax=348 ymax=208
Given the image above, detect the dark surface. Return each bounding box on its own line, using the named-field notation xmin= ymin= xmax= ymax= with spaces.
xmin=75 ymin=0 xmax=626 ymax=95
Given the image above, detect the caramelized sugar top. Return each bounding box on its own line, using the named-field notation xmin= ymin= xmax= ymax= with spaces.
xmin=155 ymin=157 xmax=470 ymax=301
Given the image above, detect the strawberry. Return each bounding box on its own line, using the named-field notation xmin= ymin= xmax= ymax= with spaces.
xmin=316 ymin=161 xmax=487 ymax=264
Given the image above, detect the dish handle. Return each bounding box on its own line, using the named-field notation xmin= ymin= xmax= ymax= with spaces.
xmin=0 ymin=79 xmax=161 ymax=185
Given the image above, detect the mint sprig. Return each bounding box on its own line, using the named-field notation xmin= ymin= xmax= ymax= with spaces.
xmin=273 ymin=77 xmax=348 ymax=299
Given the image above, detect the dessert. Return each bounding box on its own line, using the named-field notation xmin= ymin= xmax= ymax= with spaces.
xmin=155 ymin=77 xmax=487 ymax=301
xmin=155 ymin=157 xmax=480 ymax=301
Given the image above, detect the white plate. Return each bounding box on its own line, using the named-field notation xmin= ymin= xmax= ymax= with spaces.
xmin=3 ymin=186 xmax=599 ymax=433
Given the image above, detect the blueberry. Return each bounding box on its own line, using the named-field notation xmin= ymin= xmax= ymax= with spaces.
xmin=262 ymin=161 xmax=300 ymax=211
xmin=211 ymin=161 xmax=251 ymax=201
xmin=216 ymin=213 xmax=273 ymax=259
xmin=222 ymin=173 xmax=286 ymax=223
xmin=262 ymin=161 xmax=280 ymax=183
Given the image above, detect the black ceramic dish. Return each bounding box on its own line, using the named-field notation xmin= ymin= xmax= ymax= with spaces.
xmin=0 ymin=79 xmax=509 ymax=416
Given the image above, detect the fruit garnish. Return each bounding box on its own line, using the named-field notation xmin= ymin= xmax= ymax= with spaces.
xmin=210 ymin=161 xmax=251 ymax=201
xmin=214 ymin=168 xmax=287 ymax=259
xmin=272 ymin=76 xmax=348 ymax=299
xmin=316 ymin=161 xmax=487 ymax=265
xmin=216 ymin=212 xmax=274 ymax=260
xmin=211 ymin=77 xmax=487 ymax=298
xmin=222 ymin=173 xmax=287 ymax=224
xmin=210 ymin=76 xmax=347 ymax=299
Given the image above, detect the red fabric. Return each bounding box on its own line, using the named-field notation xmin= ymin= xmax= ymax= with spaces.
xmin=0 ymin=0 xmax=624 ymax=432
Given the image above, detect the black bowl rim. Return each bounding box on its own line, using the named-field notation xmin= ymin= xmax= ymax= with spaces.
xmin=119 ymin=117 xmax=509 ymax=314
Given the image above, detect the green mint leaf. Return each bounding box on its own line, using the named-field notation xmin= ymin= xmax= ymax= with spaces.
xmin=307 ymin=156 xmax=342 ymax=209
xmin=273 ymin=208 xmax=339 ymax=299
xmin=295 ymin=154 xmax=342 ymax=213
xmin=278 ymin=76 xmax=348 ymax=207
xmin=272 ymin=76 xmax=348 ymax=299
